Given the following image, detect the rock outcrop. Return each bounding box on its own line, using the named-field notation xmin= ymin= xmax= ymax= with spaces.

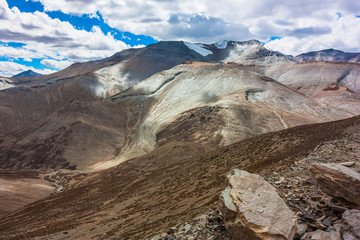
xmin=342 ymin=209 xmax=360 ymax=240
xmin=219 ymin=169 xmax=297 ymax=240
xmin=311 ymin=163 xmax=360 ymax=206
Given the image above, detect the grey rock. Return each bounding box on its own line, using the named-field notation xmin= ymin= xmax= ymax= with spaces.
xmin=219 ymin=169 xmax=297 ymax=240
xmin=323 ymin=217 xmax=333 ymax=227
xmin=343 ymin=231 xmax=358 ymax=240
xmin=296 ymin=223 xmax=307 ymax=237
xmin=341 ymin=162 xmax=356 ymax=167
xmin=304 ymin=229 xmax=341 ymax=240
xmin=342 ymin=209 xmax=360 ymax=239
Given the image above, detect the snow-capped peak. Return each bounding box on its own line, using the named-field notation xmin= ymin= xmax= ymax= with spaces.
xmin=184 ymin=42 xmax=213 ymax=56
xmin=214 ymin=40 xmax=228 ymax=49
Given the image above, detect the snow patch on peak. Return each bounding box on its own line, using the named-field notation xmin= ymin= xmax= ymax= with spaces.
xmin=184 ymin=42 xmax=213 ymax=56
xmin=215 ymin=40 xmax=228 ymax=49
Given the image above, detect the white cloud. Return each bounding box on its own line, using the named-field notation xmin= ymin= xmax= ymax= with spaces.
xmin=265 ymin=15 xmax=360 ymax=55
xmin=1 ymin=0 xmax=359 ymax=77
xmin=23 ymin=57 xmax=32 ymax=62
xmin=0 ymin=61 xmax=55 ymax=77
xmin=31 ymin=0 xmax=360 ymax=54
xmin=40 ymin=59 xmax=73 ymax=69
xmin=0 ymin=0 xmax=131 ymax=63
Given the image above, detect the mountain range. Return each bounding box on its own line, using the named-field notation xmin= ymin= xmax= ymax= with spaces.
xmin=0 ymin=40 xmax=359 ymax=239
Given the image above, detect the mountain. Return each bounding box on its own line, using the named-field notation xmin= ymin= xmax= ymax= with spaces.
xmin=0 ymin=40 xmax=295 ymax=135
xmin=0 ymin=41 xmax=359 ymax=172
xmin=0 ymin=61 xmax=355 ymax=172
xmin=0 ymin=115 xmax=358 ymax=239
xmin=0 ymin=40 xmax=360 ymax=238
xmin=296 ymin=49 xmax=360 ymax=63
xmin=12 ymin=70 xmax=42 ymax=78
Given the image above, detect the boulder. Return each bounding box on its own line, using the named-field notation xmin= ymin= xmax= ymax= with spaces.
xmin=311 ymin=163 xmax=360 ymax=206
xmin=342 ymin=209 xmax=360 ymax=240
xmin=219 ymin=169 xmax=297 ymax=240
xmin=304 ymin=229 xmax=341 ymax=240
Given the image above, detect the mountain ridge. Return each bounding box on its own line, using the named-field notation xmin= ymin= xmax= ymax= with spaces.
xmin=296 ymin=48 xmax=360 ymax=63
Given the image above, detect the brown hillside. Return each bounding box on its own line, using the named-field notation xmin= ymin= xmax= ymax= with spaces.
xmin=0 ymin=115 xmax=359 ymax=239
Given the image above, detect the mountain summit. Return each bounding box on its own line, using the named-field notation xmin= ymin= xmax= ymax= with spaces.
xmin=12 ymin=70 xmax=42 ymax=78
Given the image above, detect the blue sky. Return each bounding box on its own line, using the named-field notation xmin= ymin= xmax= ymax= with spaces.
xmin=0 ymin=0 xmax=157 ymax=76
xmin=0 ymin=0 xmax=359 ymax=76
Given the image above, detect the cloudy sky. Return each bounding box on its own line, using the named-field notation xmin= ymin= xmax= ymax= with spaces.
xmin=0 ymin=0 xmax=359 ymax=77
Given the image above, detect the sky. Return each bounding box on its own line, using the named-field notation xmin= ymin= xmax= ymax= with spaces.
xmin=0 ymin=0 xmax=359 ymax=77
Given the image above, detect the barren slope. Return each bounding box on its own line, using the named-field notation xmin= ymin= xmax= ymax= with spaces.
xmin=264 ymin=61 xmax=360 ymax=114
xmin=0 ymin=40 xmax=296 ymax=136
xmin=105 ymin=62 xmax=354 ymax=168
xmin=0 ymin=116 xmax=358 ymax=239
xmin=0 ymin=98 xmax=128 ymax=171
xmin=1 ymin=62 xmax=357 ymax=172
xmin=0 ymin=170 xmax=54 ymax=219
xmin=0 ymin=41 xmax=205 ymax=135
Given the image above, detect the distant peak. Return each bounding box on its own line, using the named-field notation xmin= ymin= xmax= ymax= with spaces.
xmin=12 ymin=70 xmax=42 ymax=78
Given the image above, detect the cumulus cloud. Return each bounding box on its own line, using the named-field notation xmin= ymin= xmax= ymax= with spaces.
xmin=40 ymin=59 xmax=73 ymax=69
xmin=0 ymin=61 xmax=55 ymax=77
xmin=31 ymin=0 xmax=360 ymax=54
xmin=0 ymin=0 xmax=131 ymax=63
xmin=265 ymin=15 xmax=360 ymax=55
xmin=1 ymin=0 xmax=360 ymax=76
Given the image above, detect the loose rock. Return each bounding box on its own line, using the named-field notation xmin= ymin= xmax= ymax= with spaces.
xmin=219 ymin=169 xmax=297 ymax=240
xmin=342 ymin=209 xmax=360 ymax=239
xmin=311 ymin=163 xmax=360 ymax=206
xmin=304 ymin=229 xmax=341 ymax=240
xmin=341 ymin=162 xmax=356 ymax=167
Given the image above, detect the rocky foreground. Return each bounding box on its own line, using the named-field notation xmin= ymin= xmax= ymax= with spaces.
xmin=150 ymin=124 xmax=360 ymax=240
xmin=0 ymin=116 xmax=359 ymax=239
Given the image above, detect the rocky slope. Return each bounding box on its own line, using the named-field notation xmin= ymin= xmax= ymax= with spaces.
xmin=0 ymin=40 xmax=360 ymax=235
xmin=296 ymin=49 xmax=360 ymax=63
xmin=1 ymin=40 xmax=278 ymax=135
xmin=1 ymin=61 xmax=356 ymax=172
xmin=264 ymin=61 xmax=360 ymax=114
xmin=106 ymin=62 xmax=354 ymax=168
xmin=0 ymin=116 xmax=358 ymax=239
xmin=0 ymin=169 xmax=86 ymax=219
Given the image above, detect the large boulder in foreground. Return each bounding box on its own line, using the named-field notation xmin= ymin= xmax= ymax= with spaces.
xmin=311 ymin=163 xmax=360 ymax=206
xmin=219 ymin=169 xmax=297 ymax=240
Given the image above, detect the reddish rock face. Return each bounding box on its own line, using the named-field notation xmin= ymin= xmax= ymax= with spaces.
xmin=311 ymin=163 xmax=360 ymax=206
xmin=219 ymin=169 xmax=297 ymax=240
